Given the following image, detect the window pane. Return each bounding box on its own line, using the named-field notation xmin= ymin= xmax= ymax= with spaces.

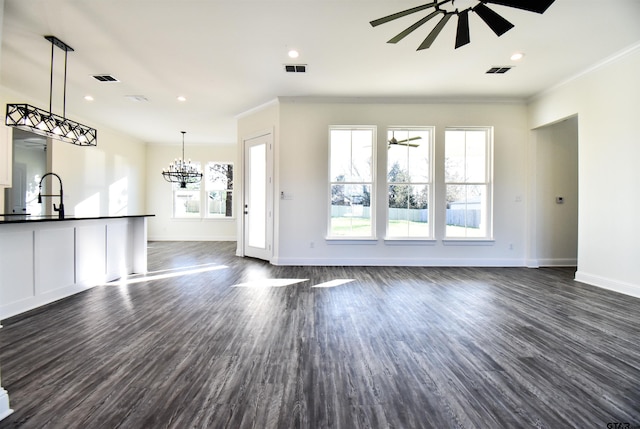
xmin=388 ymin=147 xmax=408 ymax=182
xmin=408 ymin=134 xmax=430 ymax=182
xmin=206 ymin=163 xmax=233 ymax=190
xmin=330 ymin=184 xmax=372 ymax=236
xmin=330 ymin=130 xmax=351 ymax=182
xmin=174 ymin=190 xmax=200 ymax=217
xmin=351 ymin=130 xmax=372 ymax=182
xmin=388 ymin=184 xmax=429 ymax=237
xmin=208 ymin=191 xmax=233 ymax=217
xmin=446 ymin=184 xmax=487 ymax=237
xmin=465 ymin=131 xmax=486 ymax=182
xmin=444 ymin=131 xmax=465 ymax=182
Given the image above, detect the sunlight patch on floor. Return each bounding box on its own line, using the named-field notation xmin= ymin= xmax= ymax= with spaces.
xmin=105 ymin=264 xmax=228 ymax=286
xmin=232 ymin=279 xmax=308 ymax=288
xmin=311 ymin=279 xmax=355 ymax=288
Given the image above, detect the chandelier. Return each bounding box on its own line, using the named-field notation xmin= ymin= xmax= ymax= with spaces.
xmin=5 ymin=35 xmax=97 ymax=146
xmin=162 ymin=131 xmax=203 ymax=188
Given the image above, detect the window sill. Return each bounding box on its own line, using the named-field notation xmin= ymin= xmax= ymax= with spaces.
xmin=442 ymin=239 xmax=495 ymax=246
xmin=171 ymin=217 xmax=235 ymax=221
xmin=325 ymin=237 xmax=378 ymax=245
xmin=384 ymin=238 xmax=437 ymax=245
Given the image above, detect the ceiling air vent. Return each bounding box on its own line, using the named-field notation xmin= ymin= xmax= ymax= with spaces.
xmin=486 ymin=66 xmax=512 ymax=74
xmin=284 ymin=64 xmax=307 ymax=73
xmin=125 ymin=95 xmax=149 ymax=102
xmin=92 ymin=74 xmax=120 ymax=82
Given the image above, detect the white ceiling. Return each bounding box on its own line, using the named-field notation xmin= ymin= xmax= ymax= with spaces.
xmin=2 ymin=0 xmax=640 ymax=146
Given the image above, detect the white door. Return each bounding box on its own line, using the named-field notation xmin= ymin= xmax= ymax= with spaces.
xmin=243 ymin=133 xmax=273 ymax=261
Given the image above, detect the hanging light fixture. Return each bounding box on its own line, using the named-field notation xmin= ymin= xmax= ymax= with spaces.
xmin=162 ymin=131 xmax=203 ymax=188
xmin=5 ymin=35 xmax=97 ymax=146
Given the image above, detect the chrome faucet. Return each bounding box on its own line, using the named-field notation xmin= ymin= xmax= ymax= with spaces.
xmin=38 ymin=172 xmax=65 ymax=219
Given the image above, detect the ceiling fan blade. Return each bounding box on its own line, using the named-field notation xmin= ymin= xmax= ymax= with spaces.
xmin=473 ymin=3 xmax=514 ymax=36
xmin=396 ymin=136 xmax=422 ymax=143
xmin=455 ymin=10 xmax=470 ymax=48
xmin=483 ymin=0 xmax=555 ymax=14
xmin=388 ymin=11 xmax=441 ymax=44
xmin=370 ymin=2 xmax=437 ymax=27
xmin=417 ymin=13 xmax=453 ymax=50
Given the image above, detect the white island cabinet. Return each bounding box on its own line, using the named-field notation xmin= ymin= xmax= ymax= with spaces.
xmin=0 ymin=215 xmax=152 ymax=320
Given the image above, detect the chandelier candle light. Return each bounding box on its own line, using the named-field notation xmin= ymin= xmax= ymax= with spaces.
xmin=162 ymin=131 xmax=203 ymax=188
xmin=5 ymin=35 xmax=97 ymax=146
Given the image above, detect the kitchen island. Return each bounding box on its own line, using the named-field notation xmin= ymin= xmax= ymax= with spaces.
xmin=0 ymin=214 xmax=153 ymax=320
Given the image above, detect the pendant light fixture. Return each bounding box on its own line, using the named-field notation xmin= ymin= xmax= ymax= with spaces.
xmin=5 ymin=35 xmax=97 ymax=146
xmin=162 ymin=131 xmax=203 ymax=188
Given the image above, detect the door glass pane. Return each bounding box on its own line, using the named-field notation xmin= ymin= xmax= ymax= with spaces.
xmin=249 ymin=143 xmax=266 ymax=248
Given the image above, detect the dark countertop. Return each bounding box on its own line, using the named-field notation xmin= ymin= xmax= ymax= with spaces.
xmin=0 ymin=214 xmax=155 ymax=225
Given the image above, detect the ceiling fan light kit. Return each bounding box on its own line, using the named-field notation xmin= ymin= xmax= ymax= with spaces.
xmin=370 ymin=0 xmax=555 ymax=50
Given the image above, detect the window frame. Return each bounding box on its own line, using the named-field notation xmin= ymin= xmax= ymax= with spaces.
xmin=385 ymin=126 xmax=435 ymax=240
xmin=171 ymin=161 xmax=235 ymax=220
xmin=443 ymin=126 xmax=494 ymax=241
xmin=327 ymin=125 xmax=377 ymax=240
xmin=205 ymin=162 xmax=234 ymax=219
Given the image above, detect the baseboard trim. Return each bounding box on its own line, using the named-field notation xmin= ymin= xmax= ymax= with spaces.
xmin=575 ymin=271 xmax=640 ymax=299
xmin=537 ymin=258 xmax=577 ymax=267
xmin=271 ymin=257 xmax=527 ymax=267
xmin=147 ymin=236 xmax=236 ymax=242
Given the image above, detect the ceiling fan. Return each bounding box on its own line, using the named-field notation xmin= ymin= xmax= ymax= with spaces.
xmin=370 ymin=0 xmax=555 ymax=50
xmin=388 ymin=132 xmax=421 ymax=148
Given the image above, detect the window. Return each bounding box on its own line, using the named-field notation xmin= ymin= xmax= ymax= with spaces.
xmin=444 ymin=127 xmax=492 ymax=238
xmin=173 ymin=162 xmax=201 ymax=218
xmin=205 ymin=162 xmax=233 ymax=218
xmin=387 ymin=127 xmax=433 ymax=238
xmin=328 ymin=126 xmax=375 ymax=238
xmin=172 ymin=162 xmax=234 ymax=219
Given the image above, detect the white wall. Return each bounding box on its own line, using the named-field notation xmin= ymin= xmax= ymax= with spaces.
xmin=528 ymin=44 xmax=640 ymax=297
xmin=146 ymin=143 xmax=237 ymax=241
xmin=271 ymin=98 xmax=529 ymax=266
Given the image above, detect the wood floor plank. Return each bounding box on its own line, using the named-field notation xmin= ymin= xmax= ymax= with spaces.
xmin=1 ymin=241 xmax=639 ymax=428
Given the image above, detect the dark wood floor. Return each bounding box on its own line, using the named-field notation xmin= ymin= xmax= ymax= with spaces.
xmin=1 ymin=241 xmax=639 ymax=429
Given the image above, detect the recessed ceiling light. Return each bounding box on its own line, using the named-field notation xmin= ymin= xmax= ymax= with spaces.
xmin=510 ymin=52 xmax=525 ymax=61
xmin=84 ymin=95 xmax=94 ymax=101
xmin=288 ymin=49 xmax=299 ymax=59
xmin=177 ymin=96 xmax=187 ymax=102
